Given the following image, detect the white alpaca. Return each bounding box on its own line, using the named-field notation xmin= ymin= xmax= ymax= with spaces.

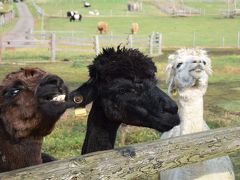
xmin=160 ymin=48 xmax=235 ymax=180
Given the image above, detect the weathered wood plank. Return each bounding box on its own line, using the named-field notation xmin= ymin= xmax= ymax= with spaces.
xmin=0 ymin=126 xmax=240 ymax=179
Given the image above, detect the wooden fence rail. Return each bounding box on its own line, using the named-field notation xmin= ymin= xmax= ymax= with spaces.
xmin=0 ymin=126 xmax=240 ymax=179
xmin=0 ymin=32 xmax=162 ymax=62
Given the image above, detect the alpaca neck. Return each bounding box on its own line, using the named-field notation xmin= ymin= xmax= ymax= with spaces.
xmin=81 ymin=101 xmax=120 ymax=155
xmin=0 ymin=122 xmax=42 ymax=173
xmin=177 ymin=88 xmax=205 ymax=135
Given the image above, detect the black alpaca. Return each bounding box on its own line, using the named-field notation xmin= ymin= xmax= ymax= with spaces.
xmin=67 ymin=11 xmax=82 ymax=22
xmin=70 ymin=47 xmax=180 ymax=154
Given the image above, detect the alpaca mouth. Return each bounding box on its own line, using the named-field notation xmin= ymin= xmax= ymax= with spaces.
xmin=51 ymin=94 xmax=66 ymax=102
xmin=190 ymin=66 xmax=204 ymax=73
xmin=40 ymin=94 xmax=66 ymax=103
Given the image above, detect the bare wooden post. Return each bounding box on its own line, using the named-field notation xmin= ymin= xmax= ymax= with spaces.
xmin=128 ymin=34 xmax=133 ymax=48
xmin=94 ymin=35 xmax=100 ymax=55
xmin=0 ymin=35 xmax=2 ymax=62
xmin=50 ymin=33 xmax=56 ymax=62
xmin=158 ymin=33 xmax=162 ymax=55
xmin=149 ymin=32 xmax=154 ymax=56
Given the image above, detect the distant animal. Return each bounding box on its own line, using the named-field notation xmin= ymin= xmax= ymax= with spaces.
xmin=160 ymin=48 xmax=234 ymax=180
xmin=128 ymin=2 xmax=141 ymax=11
xmin=0 ymin=68 xmax=74 ymax=173
xmin=67 ymin=11 xmax=79 ymax=17
xmin=70 ymin=13 xmax=82 ymax=22
xmin=97 ymin=21 xmax=108 ymax=34
xmin=69 ymin=47 xmax=180 ymax=154
xmin=131 ymin=22 xmax=139 ymax=34
xmin=89 ymin=9 xmax=99 ymax=16
xmin=67 ymin=11 xmax=82 ymax=22
xmin=84 ymin=1 xmax=91 ymax=8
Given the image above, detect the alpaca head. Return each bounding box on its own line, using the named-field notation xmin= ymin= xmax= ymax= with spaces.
xmin=70 ymin=47 xmax=180 ymax=132
xmin=166 ymin=48 xmax=212 ymax=96
xmin=0 ymin=68 xmax=73 ymax=140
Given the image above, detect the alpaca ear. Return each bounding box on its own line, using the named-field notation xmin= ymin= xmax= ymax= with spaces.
xmin=205 ymin=57 xmax=213 ymax=75
xmin=72 ymin=78 xmax=97 ymax=107
xmin=166 ymin=64 xmax=176 ymax=96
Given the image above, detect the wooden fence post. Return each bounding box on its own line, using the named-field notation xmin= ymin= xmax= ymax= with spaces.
xmin=157 ymin=32 xmax=162 ymax=55
xmin=149 ymin=32 xmax=154 ymax=56
xmin=128 ymin=34 xmax=133 ymax=48
xmin=94 ymin=35 xmax=100 ymax=55
xmin=50 ymin=33 xmax=56 ymax=62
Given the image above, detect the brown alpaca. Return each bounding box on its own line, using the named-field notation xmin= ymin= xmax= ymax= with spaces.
xmin=131 ymin=22 xmax=139 ymax=34
xmin=0 ymin=68 xmax=74 ymax=173
xmin=97 ymin=21 xmax=108 ymax=34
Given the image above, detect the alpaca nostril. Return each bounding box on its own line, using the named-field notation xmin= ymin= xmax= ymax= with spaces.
xmin=163 ymin=103 xmax=178 ymax=114
xmin=43 ymin=76 xmax=62 ymax=86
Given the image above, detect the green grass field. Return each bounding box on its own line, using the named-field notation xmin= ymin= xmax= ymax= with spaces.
xmin=29 ymin=0 xmax=240 ymax=48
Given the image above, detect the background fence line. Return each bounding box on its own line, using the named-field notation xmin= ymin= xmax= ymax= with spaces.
xmin=0 ymin=31 xmax=240 ymax=62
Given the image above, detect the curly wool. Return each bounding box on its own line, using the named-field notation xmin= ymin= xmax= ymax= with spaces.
xmin=89 ymin=47 xmax=157 ymax=83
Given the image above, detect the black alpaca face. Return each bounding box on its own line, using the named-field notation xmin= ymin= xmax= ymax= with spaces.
xmin=70 ymin=77 xmax=179 ymax=132
xmin=100 ymin=79 xmax=179 ymax=132
xmin=70 ymin=47 xmax=180 ymax=137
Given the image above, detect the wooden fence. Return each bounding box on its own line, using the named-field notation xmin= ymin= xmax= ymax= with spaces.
xmin=0 ymin=32 xmax=162 ymax=62
xmin=0 ymin=10 xmax=14 ymax=26
xmin=0 ymin=126 xmax=240 ymax=179
xmin=1 ymin=31 xmax=240 ymax=62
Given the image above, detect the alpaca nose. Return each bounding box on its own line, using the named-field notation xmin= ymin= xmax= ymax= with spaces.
xmin=154 ymin=86 xmax=178 ymax=114
xmin=40 ymin=75 xmax=65 ymax=92
xmin=163 ymin=101 xmax=178 ymax=114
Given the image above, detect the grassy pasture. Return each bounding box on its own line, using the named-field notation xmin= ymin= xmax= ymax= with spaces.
xmin=0 ymin=52 xmax=239 ymax=157
xmin=0 ymin=50 xmax=239 ymax=177
xmin=30 ymin=0 xmax=240 ymax=48
xmin=1 ymin=0 xmax=240 ymax=178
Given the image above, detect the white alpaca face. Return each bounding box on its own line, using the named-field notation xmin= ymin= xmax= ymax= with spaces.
xmin=175 ymin=55 xmax=208 ymax=88
xmin=167 ymin=49 xmax=212 ymax=94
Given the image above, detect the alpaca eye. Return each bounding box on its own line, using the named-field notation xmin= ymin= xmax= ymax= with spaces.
xmin=119 ymin=88 xmax=127 ymax=94
xmin=130 ymin=88 xmax=138 ymax=94
xmin=203 ymin=61 xmax=206 ymax=65
xmin=176 ymin=63 xmax=183 ymax=68
xmin=4 ymin=89 xmax=20 ymax=98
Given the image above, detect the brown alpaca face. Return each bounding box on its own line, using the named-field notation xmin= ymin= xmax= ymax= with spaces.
xmin=0 ymin=68 xmax=73 ymax=140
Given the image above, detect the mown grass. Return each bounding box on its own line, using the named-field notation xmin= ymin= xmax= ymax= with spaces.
xmin=28 ymin=0 xmax=240 ymax=47
xmin=183 ymin=0 xmax=228 ymax=14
